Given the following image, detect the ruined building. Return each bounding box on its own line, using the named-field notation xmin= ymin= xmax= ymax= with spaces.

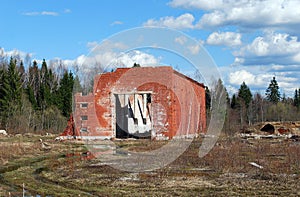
xmin=64 ymin=66 xmax=206 ymax=140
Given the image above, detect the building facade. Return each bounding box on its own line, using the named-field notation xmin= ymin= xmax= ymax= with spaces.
xmin=71 ymin=66 xmax=206 ymax=140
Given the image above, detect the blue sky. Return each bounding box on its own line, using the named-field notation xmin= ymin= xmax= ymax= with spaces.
xmin=1 ymin=0 xmax=300 ymax=97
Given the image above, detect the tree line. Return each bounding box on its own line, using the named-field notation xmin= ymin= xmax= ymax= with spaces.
xmin=208 ymin=76 xmax=300 ymax=135
xmin=0 ymin=57 xmax=81 ymax=134
xmin=1 ymin=55 xmax=299 ymax=135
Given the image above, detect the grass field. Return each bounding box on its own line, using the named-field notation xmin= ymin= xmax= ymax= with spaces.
xmin=0 ymin=134 xmax=300 ymax=196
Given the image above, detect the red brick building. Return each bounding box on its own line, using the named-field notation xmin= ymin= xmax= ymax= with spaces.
xmin=72 ymin=66 xmax=206 ymax=140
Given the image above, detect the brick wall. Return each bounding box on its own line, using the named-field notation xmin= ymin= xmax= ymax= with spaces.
xmin=74 ymin=66 xmax=206 ymax=140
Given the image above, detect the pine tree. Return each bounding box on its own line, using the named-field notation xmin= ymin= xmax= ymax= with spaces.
xmin=57 ymin=71 xmax=74 ymax=117
xmin=27 ymin=60 xmax=40 ymax=110
xmin=7 ymin=57 xmax=22 ymax=103
xmin=0 ymin=57 xmax=23 ymax=127
xmin=19 ymin=60 xmax=26 ymax=88
xmin=238 ymin=81 xmax=252 ymax=108
xmin=231 ymin=94 xmax=237 ymax=109
xmin=294 ymin=89 xmax=300 ymax=108
xmin=47 ymin=68 xmax=58 ymax=105
xmin=0 ymin=66 xmax=9 ymax=126
xmin=265 ymin=76 xmax=280 ymax=104
xmin=39 ymin=59 xmax=52 ymax=109
xmin=26 ymin=86 xmax=37 ymax=109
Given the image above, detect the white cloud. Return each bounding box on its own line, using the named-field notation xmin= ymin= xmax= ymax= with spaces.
xmin=73 ymin=41 xmax=161 ymax=72
xmin=234 ymin=31 xmax=300 ymax=65
xmin=143 ymin=13 xmax=196 ymax=29
xmin=169 ymin=0 xmax=300 ymax=31
xmin=23 ymin=9 xmax=72 ymax=16
xmin=112 ymin=50 xmax=160 ymax=67
xmin=23 ymin=11 xmax=59 ymax=16
xmin=41 ymin=11 xmax=58 ymax=16
xmin=206 ymin=31 xmax=242 ymax=47
xmin=111 ymin=21 xmax=123 ymax=26
xmin=169 ymin=0 xmax=224 ymax=10
xmin=231 ymin=57 xmax=245 ymax=66
xmin=175 ymin=36 xmax=187 ymax=45
xmin=229 ymin=70 xmax=256 ymax=85
xmin=221 ymin=64 xmax=300 ymax=96
xmin=226 ymin=85 xmax=238 ymax=96
xmin=228 ymin=69 xmax=277 ymax=87
xmin=64 ymin=9 xmax=71 ymax=14
xmin=0 ymin=48 xmax=33 ymax=63
xmin=44 ymin=43 xmax=161 ymax=88
xmin=188 ymin=44 xmax=200 ymax=55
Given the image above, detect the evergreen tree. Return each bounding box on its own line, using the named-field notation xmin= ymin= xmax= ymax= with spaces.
xmin=26 ymin=86 xmax=38 ymax=109
xmin=294 ymin=89 xmax=300 ymax=108
xmin=57 ymin=71 xmax=74 ymax=117
xmin=47 ymin=68 xmax=58 ymax=104
xmin=39 ymin=59 xmax=52 ymax=109
xmin=133 ymin=63 xmax=141 ymax=67
xmin=265 ymin=76 xmax=280 ymax=104
xmin=231 ymin=94 xmax=237 ymax=109
xmin=238 ymin=82 xmax=252 ymax=108
xmin=19 ymin=60 xmax=26 ymax=88
xmin=0 ymin=66 xmax=9 ymax=126
xmin=27 ymin=60 xmax=40 ymax=110
xmin=7 ymin=57 xmax=22 ymax=104
xmin=205 ymin=86 xmax=211 ymax=111
xmin=73 ymin=75 xmax=83 ymax=93
xmin=0 ymin=57 xmax=22 ymax=127
xmin=282 ymin=93 xmax=287 ymax=103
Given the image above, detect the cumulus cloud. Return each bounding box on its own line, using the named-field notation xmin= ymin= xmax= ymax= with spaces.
xmin=0 ymin=48 xmax=33 ymax=64
xmin=73 ymin=41 xmax=161 ymax=71
xmin=221 ymin=64 xmax=300 ymax=96
xmin=112 ymin=50 xmax=160 ymax=67
xmin=143 ymin=13 xmax=196 ymax=29
xmin=206 ymin=31 xmax=242 ymax=47
xmin=229 ymin=70 xmax=271 ymax=86
xmin=144 ymin=1 xmax=300 ymax=97
xmin=169 ymin=0 xmax=300 ymax=31
xmin=44 ymin=42 xmax=162 ymax=88
xmin=234 ymin=31 xmax=300 ymax=65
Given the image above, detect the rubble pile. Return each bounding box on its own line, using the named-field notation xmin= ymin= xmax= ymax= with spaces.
xmin=239 ymin=121 xmax=300 ymax=141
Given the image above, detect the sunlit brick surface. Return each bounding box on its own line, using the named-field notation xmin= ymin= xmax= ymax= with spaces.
xmin=74 ymin=66 xmax=206 ymax=140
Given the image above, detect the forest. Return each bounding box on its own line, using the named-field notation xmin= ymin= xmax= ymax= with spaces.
xmin=218 ymin=76 xmax=300 ymax=135
xmin=0 ymin=56 xmax=81 ymax=134
xmin=1 ymin=55 xmax=300 ymax=135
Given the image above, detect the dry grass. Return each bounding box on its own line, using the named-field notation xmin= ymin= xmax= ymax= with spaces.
xmin=0 ymin=135 xmax=300 ymax=196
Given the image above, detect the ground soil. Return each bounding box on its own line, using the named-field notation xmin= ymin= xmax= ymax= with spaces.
xmin=0 ymin=134 xmax=300 ymax=196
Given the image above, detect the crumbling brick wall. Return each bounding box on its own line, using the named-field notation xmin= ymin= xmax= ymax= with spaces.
xmin=74 ymin=66 xmax=206 ymax=140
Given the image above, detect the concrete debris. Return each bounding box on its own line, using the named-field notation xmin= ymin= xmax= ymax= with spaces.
xmin=119 ymin=173 xmax=139 ymax=181
xmin=0 ymin=129 xmax=7 ymax=135
xmin=249 ymin=162 xmax=263 ymax=169
xmin=55 ymin=136 xmax=65 ymax=141
xmin=39 ymin=138 xmax=52 ymax=151
xmin=240 ymin=133 xmax=299 ymax=140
